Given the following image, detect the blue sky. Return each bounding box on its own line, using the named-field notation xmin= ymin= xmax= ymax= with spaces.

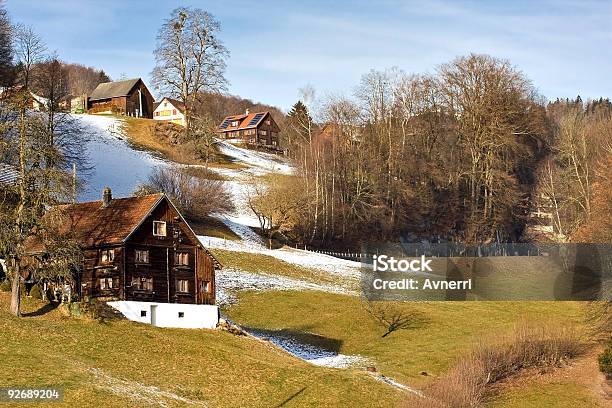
xmin=5 ymin=0 xmax=611 ymax=111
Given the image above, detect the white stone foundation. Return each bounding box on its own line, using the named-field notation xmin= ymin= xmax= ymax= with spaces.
xmin=108 ymin=301 xmax=219 ymax=329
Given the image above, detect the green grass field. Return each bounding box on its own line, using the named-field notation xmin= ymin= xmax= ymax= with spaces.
xmin=0 ymin=294 xmax=402 ymax=407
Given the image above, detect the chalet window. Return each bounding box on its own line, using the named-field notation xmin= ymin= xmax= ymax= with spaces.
xmin=132 ymin=277 xmax=153 ymax=291
xmin=265 ymin=120 xmax=271 ymax=125
xmin=135 ymin=249 xmax=149 ymax=264
xmin=200 ymin=280 xmax=211 ymax=293
xmin=231 ymin=120 xmax=239 ymax=127
xmin=153 ymin=221 xmax=167 ymax=237
xmin=99 ymin=277 xmax=117 ymax=290
xmin=172 ymin=109 xmax=177 ymax=115
xmin=101 ymin=249 xmax=115 ymax=264
xmin=177 ymin=279 xmax=189 ymax=293
xmin=155 ymin=112 xmax=160 ymax=117
xmin=178 ymin=312 xmax=184 ymax=318
xmin=174 ymin=252 xmax=189 ymax=266
xmin=260 ymin=130 xmax=267 ymax=136
xmin=272 ymin=141 xmax=277 ymax=146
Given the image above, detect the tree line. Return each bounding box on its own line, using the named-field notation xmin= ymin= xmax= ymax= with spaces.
xmin=269 ymin=56 xmax=611 ymax=247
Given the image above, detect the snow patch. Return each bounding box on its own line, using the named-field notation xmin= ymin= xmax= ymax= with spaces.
xmin=247 ymin=329 xmax=368 ymax=369
xmin=74 ymin=114 xmax=167 ymax=201
xmin=216 ymin=269 xmax=354 ymax=307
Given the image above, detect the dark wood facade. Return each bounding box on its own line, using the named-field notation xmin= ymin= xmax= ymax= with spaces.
xmin=217 ymin=111 xmax=281 ymax=148
xmin=78 ymin=197 xmax=216 ymax=305
xmin=27 ymin=192 xmax=218 ymax=305
xmin=87 ymin=78 xmax=155 ymax=118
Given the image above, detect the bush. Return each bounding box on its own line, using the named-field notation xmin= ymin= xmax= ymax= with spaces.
xmin=0 ymin=280 xmax=10 ymax=292
xmin=136 ymin=166 xmax=234 ymax=220
xmin=599 ymin=344 xmax=612 ymax=378
xmin=403 ymin=322 xmax=585 ymax=408
xmin=29 ymin=284 xmax=43 ymax=299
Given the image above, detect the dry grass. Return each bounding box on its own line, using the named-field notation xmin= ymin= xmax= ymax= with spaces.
xmin=402 ymin=321 xmax=587 ymax=408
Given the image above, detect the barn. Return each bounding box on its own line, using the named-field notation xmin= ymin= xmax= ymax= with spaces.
xmin=87 ymin=78 xmax=155 ymax=118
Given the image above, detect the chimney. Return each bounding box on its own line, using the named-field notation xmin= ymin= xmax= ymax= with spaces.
xmin=245 ymin=108 xmax=250 ymax=115
xmin=102 ymin=187 xmax=112 ymax=207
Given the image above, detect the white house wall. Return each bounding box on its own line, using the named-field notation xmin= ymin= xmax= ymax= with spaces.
xmin=153 ymin=100 xmax=186 ymax=126
xmin=108 ymin=301 xmax=219 ymax=329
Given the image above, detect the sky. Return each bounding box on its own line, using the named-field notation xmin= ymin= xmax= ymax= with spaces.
xmin=4 ymin=0 xmax=612 ymax=111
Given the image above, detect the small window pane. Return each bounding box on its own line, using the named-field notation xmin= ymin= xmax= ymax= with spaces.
xmin=135 ymin=250 xmax=149 ymax=263
xmin=177 ymin=279 xmax=189 ymax=293
xmin=153 ymin=221 xmax=167 ymax=237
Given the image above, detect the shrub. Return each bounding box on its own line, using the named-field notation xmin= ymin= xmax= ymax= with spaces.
xmin=0 ymin=280 xmax=10 ymax=292
xmin=599 ymin=344 xmax=612 ymax=378
xmin=29 ymin=284 xmax=43 ymax=299
xmin=403 ymin=322 xmax=585 ymax=408
xmin=136 ymin=166 xmax=234 ymax=220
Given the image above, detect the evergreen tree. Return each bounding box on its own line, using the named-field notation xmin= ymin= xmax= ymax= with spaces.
xmin=0 ymin=2 xmax=13 ymax=87
xmin=286 ymin=100 xmax=314 ymax=150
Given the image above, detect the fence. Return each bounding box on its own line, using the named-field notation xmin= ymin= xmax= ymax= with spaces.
xmin=299 ymin=243 xmax=584 ymax=262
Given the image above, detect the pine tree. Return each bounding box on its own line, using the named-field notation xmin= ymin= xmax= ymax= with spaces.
xmin=0 ymin=2 xmax=13 ymax=87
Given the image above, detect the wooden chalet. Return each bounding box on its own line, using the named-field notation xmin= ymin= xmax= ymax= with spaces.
xmin=88 ymin=78 xmax=155 ymax=118
xmin=217 ymin=110 xmax=280 ymax=148
xmin=27 ymin=188 xmax=219 ymax=305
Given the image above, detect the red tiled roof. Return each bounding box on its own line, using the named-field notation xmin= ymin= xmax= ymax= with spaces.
xmin=217 ymin=111 xmax=269 ymax=132
xmin=27 ymin=193 xmax=165 ymax=252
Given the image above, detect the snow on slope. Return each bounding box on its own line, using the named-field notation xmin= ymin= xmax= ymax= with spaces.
xmin=215 ymin=139 xmax=293 ymax=175
xmin=199 ymin=235 xmax=361 ymax=280
xmin=75 ymin=115 xmax=167 ymax=201
xmin=216 ymin=269 xmax=355 ymax=306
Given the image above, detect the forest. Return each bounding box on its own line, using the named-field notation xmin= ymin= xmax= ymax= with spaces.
xmin=273 ymin=57 xmax=611 ymax=247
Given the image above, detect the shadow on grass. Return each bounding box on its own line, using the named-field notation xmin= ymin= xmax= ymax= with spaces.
xmin=22 ymin=301 xmax=60 ymax=317
xmin=245 ymin=326 xmax=343 ymax=354
xmin=277 ymin=386 xmax=307 ymax=407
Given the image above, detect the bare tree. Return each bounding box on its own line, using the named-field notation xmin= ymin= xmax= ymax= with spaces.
xmin=152 ymin=7 xmax=228 ymax=132
xmin=135 ymin=166 xmax=234 ymax=220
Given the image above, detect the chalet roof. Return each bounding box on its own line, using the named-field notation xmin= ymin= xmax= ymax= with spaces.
xmin=155 ymin=97 xmax=186 ymax=114
xmin=217 ymin=111 xmax=270 ymax=132
xmin=89 ymin=78 xmax=142 ymax=102
xmin=25 ymin=191 xmax=222 ymax=268
xmin=0 ymin=163 xmax=20 ymax=186
xmin=26 ymin=193 xmax=165 ymax=252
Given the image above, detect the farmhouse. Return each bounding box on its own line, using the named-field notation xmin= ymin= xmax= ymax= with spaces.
xmin=27 ymin=188 xmax=219 ymax=307
xmin=217 ymin=110 xmax=280 ymax=148
xmin=153 ymin=97 xmax=186 ymax=127
xmin=87 ymin=78 xmax=154 ymax=118
xmin=0 ymin=86 xmax=49 ymax=111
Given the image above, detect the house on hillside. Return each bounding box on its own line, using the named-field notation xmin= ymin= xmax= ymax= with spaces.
xmin=217 ymin=110 xmax=281 ymax=148
xmin=26 ymin=188 xmax=221 ymax=328
xmin=0 ymin=86 xmax=49 ymax=111
xmin=153 ymin=97 xmax=186 ymax=127
xmin=87 ymin=78 xmax=154 ymax=118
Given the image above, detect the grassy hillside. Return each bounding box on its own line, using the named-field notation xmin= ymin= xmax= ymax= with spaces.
xmin=0 ymin=294 xmax=402 ymax=407
xmin=223 ymin=291 xmax=586 ymax=387
xmin=120 ymin=116 xmax=241 ymax=168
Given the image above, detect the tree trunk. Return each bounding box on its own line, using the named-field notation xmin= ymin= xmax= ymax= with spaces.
xmin=10 ymin=265 xmax=21 ymax=316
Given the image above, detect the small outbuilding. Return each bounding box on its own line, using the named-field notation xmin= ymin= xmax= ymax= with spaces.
xmin=88 ymin=78 xmax=154 ymax=118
